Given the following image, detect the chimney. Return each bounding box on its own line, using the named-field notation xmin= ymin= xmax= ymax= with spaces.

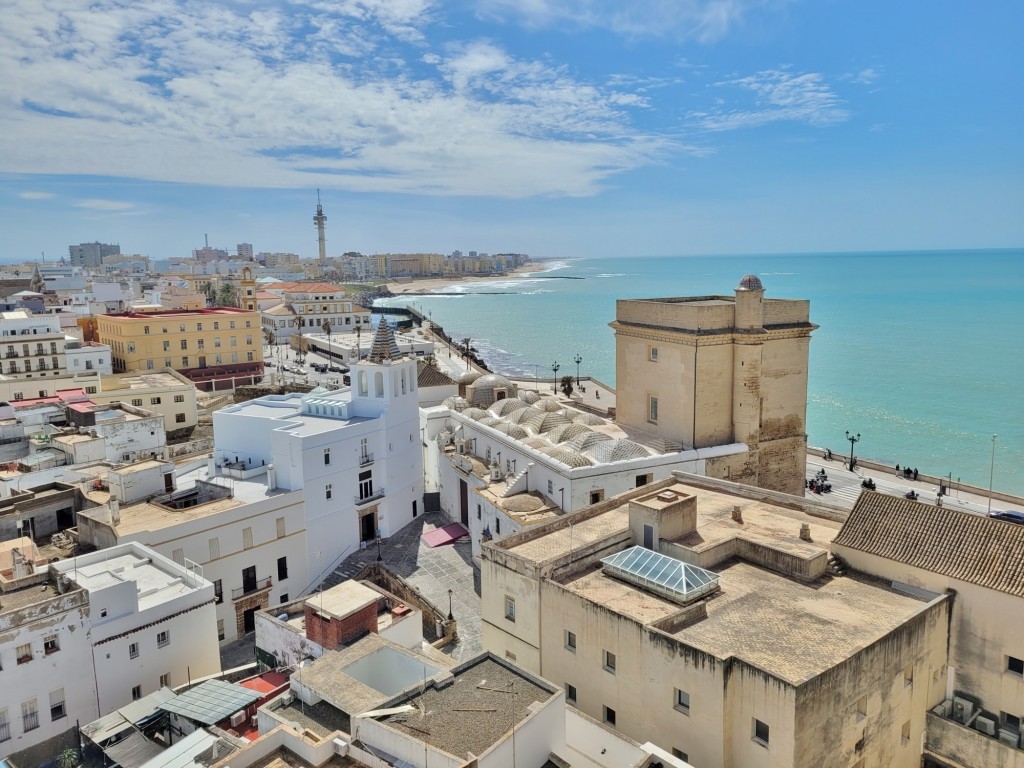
xmin=799 ymin=523 xmax=812 ymax=541
xmin=731 ymin=505 xmax=743 ymax=524
xmin=110 ymin=498 xmax=120 ymax=526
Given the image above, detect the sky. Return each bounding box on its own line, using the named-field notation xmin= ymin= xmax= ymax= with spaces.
xmin=1 ymin=0 xmax=1022 ymax=262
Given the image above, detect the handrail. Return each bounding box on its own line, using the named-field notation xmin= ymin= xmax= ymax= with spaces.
xmin=232 ymin=576 xmax=272 ymax=599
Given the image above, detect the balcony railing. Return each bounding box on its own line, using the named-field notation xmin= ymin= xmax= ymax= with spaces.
xmin=359 ymin=451 xmax=374 ymax=466
xmin=232 ymin=577 xmax=272 ymax=600
xmin=354 ymin=488 xmax=385 ymax=505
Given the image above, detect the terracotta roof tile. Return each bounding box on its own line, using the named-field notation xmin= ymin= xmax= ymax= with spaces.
xmin=833 ymin=491 xmax=1024 ymax=596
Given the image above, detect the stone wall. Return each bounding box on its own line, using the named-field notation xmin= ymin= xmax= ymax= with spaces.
xmin=304 ymin=602 xmax=378 ymax=649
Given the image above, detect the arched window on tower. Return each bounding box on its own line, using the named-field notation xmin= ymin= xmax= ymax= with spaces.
xmin=358 ymin=370 xmax=368 ymax=396
xmin=401 ymin=369 xmax=407 ymax=394
xmin=375 ymin=371 xmax=384 ymax=397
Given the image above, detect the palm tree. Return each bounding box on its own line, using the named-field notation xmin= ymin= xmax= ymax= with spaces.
xmin=560 ymin=375 xmax=575 ymax=397
xmin=56 ymin=747 xmax=78 ymax=768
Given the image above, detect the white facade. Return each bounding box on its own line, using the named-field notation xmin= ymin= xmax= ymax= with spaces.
xmin=0 ymin=542 xmax=219 ymax=758
xmin=65 ymin=341 xmax=113 ymax=375
xmin=214 ymin=326 xmax=423 ymax=582
xmin=52 ymin=405 xmax=167 ymax=465
xmin=0 ymin=310 xmax=68 ymax=379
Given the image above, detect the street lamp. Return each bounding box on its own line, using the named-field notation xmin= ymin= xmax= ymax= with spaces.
xmin=845 ymin=431 xmax=861 ymax=470
xmin=375 ymin=533 xmax=382 ymax=562
xmin=988 ymin=434 xmax=997 ymax=514
xmin=573 ymin=354 xmax=582 ymax=386
xmin=447 ymin=588 xmax=454 ymax=621
xmin=551 ymin=361 xmax=560 ymax=393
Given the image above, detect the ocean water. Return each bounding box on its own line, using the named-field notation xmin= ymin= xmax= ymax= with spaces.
xmin=379 ymin=249 xmax=1024 ymax=496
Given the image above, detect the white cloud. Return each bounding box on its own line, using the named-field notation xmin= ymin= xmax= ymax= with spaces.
xmin=851 ymin=67 xmax=880 ymax=85
xmin=19 ymin=191 xmax=56 ymax=199
xmin=74 ymin=199 xmax=136 ymax=211
xmin=474 ymin=0 xmax=787 ymax=42
xmin=694 ymin=69 xmax=848 ymax=131
xmin=0 ymin=0 xmax=668 ymax=198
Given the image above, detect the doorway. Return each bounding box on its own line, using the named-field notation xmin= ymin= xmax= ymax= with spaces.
xmin=243 ymin=607 xmax=257 ymax=634
xmin=360 ymin=511 xmax=377 ymax=542
xmin=459 ymin=479 xmax=469 ymax=526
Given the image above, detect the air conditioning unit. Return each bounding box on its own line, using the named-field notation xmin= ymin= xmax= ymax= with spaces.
xmin=282 ymin=693 xmax=295 ymax=706
xmin=332 ymin=737 xmax=349 ymax=756
xmin=932 ymin=700 xmax=953 ymax=718
xmin=952 ymin=696 xmax=974 ymax=724
xmin=998 ymin=729 xmax=1019 ymax=746
xmin=229 ymin=711 xmax=246 ymax=727
xmin=975 ymin=716 xmax=997 ymax=736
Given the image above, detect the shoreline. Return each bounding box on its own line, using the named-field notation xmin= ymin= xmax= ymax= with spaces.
xmin=384 ymin=262 xmax=562 ymax=295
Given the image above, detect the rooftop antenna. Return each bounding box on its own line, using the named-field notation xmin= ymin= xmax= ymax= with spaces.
xmin=314 ymin=189 xmax=327 ymax=275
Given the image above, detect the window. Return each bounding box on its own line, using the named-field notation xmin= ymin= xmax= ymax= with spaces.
xmin=163 ymin=340 xmax=170 ymax=351
xmin=1002 ymin=712 xmax=1022 ymax=733
xmin=214 ymin=338 xmax=221 ymax=347
xmin=230 ymin=320 xmax=236 ymax=329
xmin=157 ymin=630 xmax=169 ymax=648
xmin=674 ymin=688 xmax=690 ymax=714
xmin=145 ymin=326 xmax=151 ymax=334
xmin=22 ymin=700 xmax=39 ymax=732
xmin=280 ymin=593 xmax=289 ymax=603
xmin=603 ymin=650 xmax=616 ymax=673
xmin=132 ymin=685 xmax=142 ymax=701
xmin=565 ymin=683 xmax=577 ymax=704
xmin=131 ymin=398 xmax=143 ymax=406
xmin=856 ymin=694 xmax=867 ymax=721
xmin=160 ymin=673 xmax=171 ymax=688
xmin=324 ymin=447 xmax=331 ymax=465
xmin=247 ymin=351 xmax=254 ymax=361
xmin=358 ymin=470 xmax=373 ymax=500
xmin=590 ymin=490 xmax=604 ymax=505
xmin=603 ymin=706 xmax=616 ymax=726
xmin=1009 ymin=656 xmax=1024 ymax=676
xmin=146 ymin=359 xmax=154 ymax=370
xmin=477 ymin=504 xmax=482 ymax=520
xmin=180 ymin=339 xmax=188 ymax=349
xmin=547 ymin=479 xmax=554 ymax=494
xmin=753 ymin=718 xmax=770 ymax=747
xmin=129 ymin=642 xmax=139 ymax=659
xmin=150 ymin=397 xmax=161 ymax=405
xmin=196 ymin=323 xmax=202 ymax=331
xmin=174 ymin=394 xmax=185 ymax=403
xmin=214 ymin=322 xmax=219 ymax=330
xmin=214 ymin=579 xmax=223 ymax=604
xmin=672 ymin=749 xmax=688 ymax=762
xmin=16 ymin=643 xmax=31 ymax=664
xmin=635 ymin=473 xmax=652 ymax=488
xmin=649 ymin=346 xmax=658 ymax=362
xmin=43 ymin=635 xmax=59 ymax=655
xmin=86 ymin=386 xmax=97 ymax=394
xmin=217 ymin=619 xmax=225 ymax=641
xmin=495 ymin=518 xmax=501 ymax=534
xmin=278 ymin=556 xmax=288 ymax=581
xmin=175 ymin=413 xmax=186 ymax=423
xmin=648 ymin=395 xmax=658 ymax=423
xmin=901 ymin=719 xmax=911 ymax=745
xmin=49 ymin=689 xmax=66 ymax=721
xmin=0 ymin=708 xmax=10 ymax=742
xmin=566 ymin=631 xmax=577 ymax=652
xmin=276 ymin=517 xmax=286 ymax=538
xmin=181 ymin=357 xmax=188 ymax=366
xmin=243 ymin=527 xmax=253 ymax=549
xmin=326 ymin=483 xmax=332 ymax=500
xmin=504 ymin=596 xmax=516 ymax=622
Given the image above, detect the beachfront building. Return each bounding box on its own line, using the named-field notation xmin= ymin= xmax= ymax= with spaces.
xmin=610 ymin=275 xmax=817 ymax=496
xmin=0 ymin=541 xmax=219 ymax=760
xmin=96 ymin=306 xmax=264 ymax=391
xmin=480 ymin=474 xmax=949 ymax=768
xmin=833 ymin=492 xmax=1024 ymax=768
xmin=421 ymin=372 xmax=748 ymax=558
xmin=0 ymin=310 xmax=70 ymax=379
xmin=257 ymin=280 xmax=371 ymax=346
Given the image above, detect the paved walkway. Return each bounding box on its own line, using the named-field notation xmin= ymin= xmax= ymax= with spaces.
xmin=322 ymin=511 xmax=482 ymax=662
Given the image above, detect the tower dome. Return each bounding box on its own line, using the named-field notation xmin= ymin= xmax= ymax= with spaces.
xmin=737 ymin=274 xmax=764 ymax=292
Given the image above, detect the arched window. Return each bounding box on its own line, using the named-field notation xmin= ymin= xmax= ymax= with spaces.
xmin=374 ymin=371 xmax=384 ymax=397
xmin=401 ymin=369 xmax=407 ymax=394
xmin=358 ymin=370 xmax=368 ymax=396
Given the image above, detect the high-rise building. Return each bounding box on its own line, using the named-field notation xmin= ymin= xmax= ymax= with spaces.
xmin=237 ymin=243 xmax=254 ymax=260
xmin=68 ymin=242 xmax=120 ymax=268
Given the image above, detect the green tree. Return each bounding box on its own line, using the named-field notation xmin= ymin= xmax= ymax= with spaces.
xmin=56 ymin=747 xmax=79 ymax=768
xmin=560 ymin=375 xmax=575 ymax=397
xmin=216 ymin=283 xmax=239 ymax=307
xmin=199 ymin=281 xmax=216 ymax=306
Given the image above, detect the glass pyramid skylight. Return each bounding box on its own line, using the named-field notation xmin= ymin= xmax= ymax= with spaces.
xmin=601 ymin=546 xmax=719 ymax=605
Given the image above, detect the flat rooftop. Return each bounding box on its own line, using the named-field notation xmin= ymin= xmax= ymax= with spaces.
xmin=237 ymin=746 xmax=359 ymax=768
xmin=219 ymin=392 xmax=373 ymax=437
xmin=104 ymin=371 xmax=186 ymax=390
xmin=58 ymin=547 xmax=205 ymax=610
xmin=381 ymin=655 xmax=555 ymax=759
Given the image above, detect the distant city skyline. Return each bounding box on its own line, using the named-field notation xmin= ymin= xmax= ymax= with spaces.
xmin=1 ymin=1 xmax=1021 ymax=262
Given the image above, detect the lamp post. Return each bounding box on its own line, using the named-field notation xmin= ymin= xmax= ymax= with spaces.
xmin=447 ymin=588 xmax=454 ymax=621
xmin=533 ymin=364 xmax=540 ymax=392
xmin=845 ymin=431 xmax=861 ymax=470
xmin=551 ymin=361 xmax=560 ymax=393
xmin=573 ymin=354 xmax=582 ymax=386
xmin=375 ymin=533 xmax=382 ymax=562
xmin=988 ymin=434 xmax=997 ymax=514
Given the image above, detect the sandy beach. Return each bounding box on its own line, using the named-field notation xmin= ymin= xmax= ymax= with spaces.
xmin=384 ymin=262 xmax=551 ymax=294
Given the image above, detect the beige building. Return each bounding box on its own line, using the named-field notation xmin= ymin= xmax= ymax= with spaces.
xmin=611 ymin=275 xmax=816 ymax=495
xmin=97 ymin=307 xmax=263 ymax=391
xmin=481 ymin=475 xmax=949 ymax=768
xmin=834 ymin=493 xmax=1024 ymax=768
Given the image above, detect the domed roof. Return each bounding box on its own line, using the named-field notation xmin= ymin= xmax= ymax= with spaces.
xmin=466 ymin=373 xmax=518 ymax=408
xmin=475 ymin=373 xmax=515 ymax=389
xmin=521 ymin=437 xmax=551 ymax=450
xmin=519 ymin=391 xmax=541 ymax=405
xmin=566 ymin=430 xmax=613 ymax=452
xmin=737 ymin=274 xmax=764 ymax=291
xmin=567 ymin=410 xmax=606 ymax=426
xmin=524 ymin=411 xmax=572 ymax=434
xmin=503 ymin=494 xmax=547 ymax=514
xmin=583 ymin=438 xmax=653 ymax=463
xmin=537 ymin=398 xmax=564 ymax=413
xmin=442 ymin=395 xmax=469 ymax=411
xmin=542 ymin=446 xmax=593 ymax=468
xmin=462 ymin=407 xmax=489 ymax=421
xmin=488 ymin=398 xmax=529 ymax=417
xmin=457 ymin=370 xmax=482 ymax=385
xmin=507 ymin=406 xmax=545 ymax=425
xmin=479 ymin=416 xmax=503 ymax=428
xmin=548 ymin=423 xmax=593 ymax=444
xmin=494 ymin=422 xmax=529 ymax=440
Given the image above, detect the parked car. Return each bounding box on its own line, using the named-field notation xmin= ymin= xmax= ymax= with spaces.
xmin=329 ymin=364 xmax=346 ymax=373
xmin=990 ymin=511 xmax=1024 ymax=525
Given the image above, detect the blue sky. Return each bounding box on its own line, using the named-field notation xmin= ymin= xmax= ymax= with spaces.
xmin=1 ymin=0 xmax=1021 ymax=262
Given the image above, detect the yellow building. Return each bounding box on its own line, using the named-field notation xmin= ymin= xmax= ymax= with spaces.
xmin=482 ymin=475 xmax=949 ymax=768
xmin=610 ymin=274 xmax=816 ymax=495
xmin=97 ymin=307 xmax=263 ymax=391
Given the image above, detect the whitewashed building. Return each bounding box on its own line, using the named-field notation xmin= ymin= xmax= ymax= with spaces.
xmin=64 ymin=340 xmax=113 ymax=375
xmin=0 ymin=310 xmax=69 ymax=379
xmin=0 ymin=541 xmax=220 ymax=758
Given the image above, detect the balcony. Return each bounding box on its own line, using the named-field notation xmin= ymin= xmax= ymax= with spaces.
xmin=232 ymin=576 xmax=272 ymax=600
xmin=354 ymin=488 xmax=385 ymax=506
xmin=359 ymin=451 xmax=374 ymax=467
xmin=4 ymin=352 xmax=17 ymax=358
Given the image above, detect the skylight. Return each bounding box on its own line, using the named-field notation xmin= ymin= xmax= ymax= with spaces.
xmin=601 ymin=546 xmax=719 ymax=605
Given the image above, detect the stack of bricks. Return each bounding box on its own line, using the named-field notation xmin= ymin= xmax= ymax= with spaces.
xmin=304 ymin=601 xmax=379 ymax=649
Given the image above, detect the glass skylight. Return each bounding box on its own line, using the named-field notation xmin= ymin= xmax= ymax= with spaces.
xmin=601 ymin=546 xmax=719 ymax=604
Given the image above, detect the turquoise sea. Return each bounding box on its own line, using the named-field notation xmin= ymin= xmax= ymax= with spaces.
xmin=380 ymin=249 xmax=1024 ymax=496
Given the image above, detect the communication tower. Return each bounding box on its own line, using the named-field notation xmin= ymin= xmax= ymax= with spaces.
xmin=314 ymin=190 xmax=327 ymax=272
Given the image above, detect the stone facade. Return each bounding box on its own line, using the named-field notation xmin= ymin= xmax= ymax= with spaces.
xmin=234 ymin=590 xmax=270 ymax=639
